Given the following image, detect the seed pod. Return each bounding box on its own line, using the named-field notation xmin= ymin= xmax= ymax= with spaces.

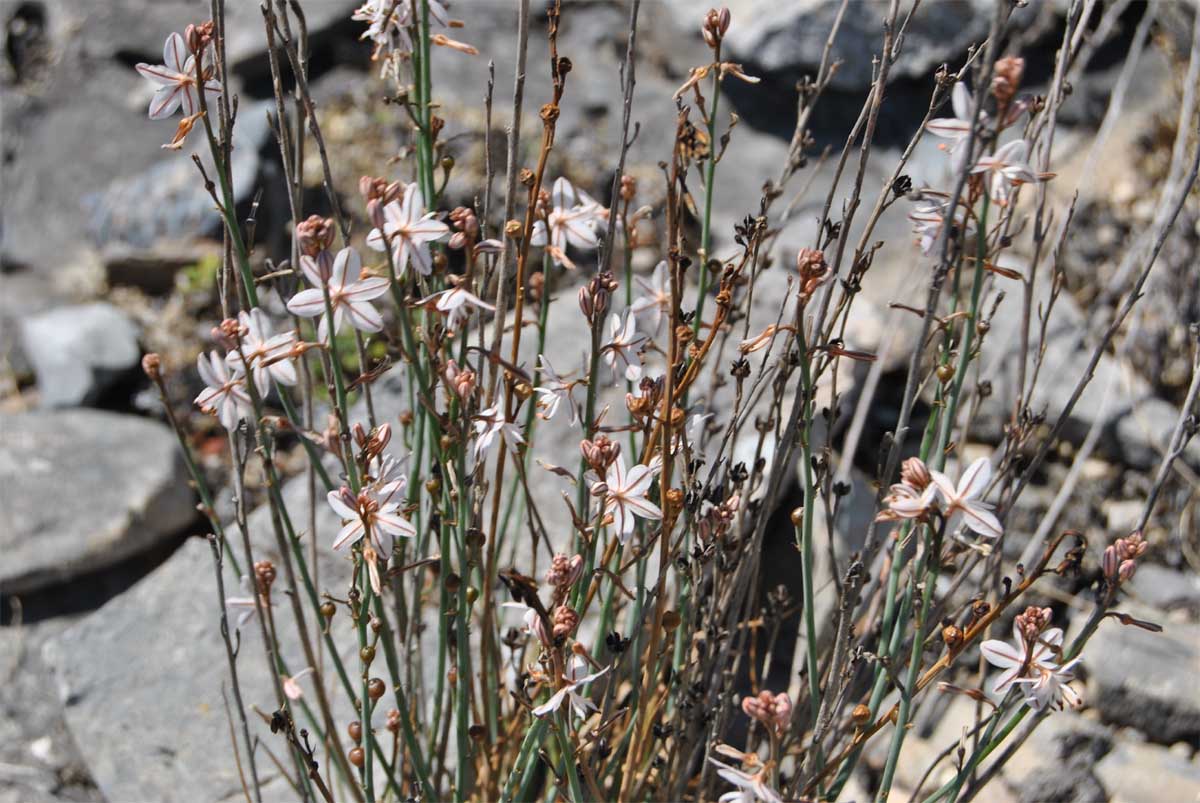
xmin=348 ymin=746 xmax=365 ymax=767
xmin=348 ymin=720 xmax=363 ymax=742
xmin=851 ymin=704 xmax=871 ymax=725
xmin=368 ymin=678 xmax=386 ymax=700
xmin=360 ymin=645 xmax=376 ymax=665
xmin=942 ymin=624 xmax=963 ymax=649
xmin=936 ymin=363 xmax=955 ymax=384
xmin=320 ymin=601 xmax=336 ymax=620
xmin=663 ymin=610 xmax=681 ymax=632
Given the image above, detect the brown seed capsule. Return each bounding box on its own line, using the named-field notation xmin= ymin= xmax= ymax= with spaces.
xmin=790 ymin=507 xmax=804 ymax=527
xmin=425 ymin=477 xmax=441 ymax=495
xmin=360 ymin=645 xmax=376 ymax=665
xmin=441 ymin=155 xmax=455 ymax=171
xmin=663 ymin=610 xmax=682 ymax=632
xmin=370 ymin=617 xmax=383 ymax=635
xmin=439 ymin=435 xmax=454 ymax=452
xmin=320 ymin=601 xmax=336 ymax=620
xmin=466 ymin=586 xmax=479 ymax=605
xmin=348 ymin=746 xmax=365 ymax=767
xmin=505 ymin=219 xmax=523 ymax=240
xmin=936 ymin=363 xmax=955 ymax=384
xmin=348 ymin=720 xmax=363 ymax=742
xmin=942 ymin=624 xmax=963 ymax=649
xmin=851 ymin=704 xmax=871 ymax=725
xmin=368 ymin=678 xmax=386 ymax=700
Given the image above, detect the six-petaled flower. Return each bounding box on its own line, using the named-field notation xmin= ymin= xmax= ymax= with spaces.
xmin=195 ymin=350 xmax=253 ymax=430
xmin=530 ymin=177 xmax=606 ymax=269
xmin=366 ymin=184 xmax=450 ymax=277
xmin=594 ymin=454 xmax=663 ymax=542
xmin=287 ymin=247 xmax=391 ymax=342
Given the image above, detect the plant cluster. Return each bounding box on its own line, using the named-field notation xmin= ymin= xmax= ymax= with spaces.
xmin=139 ymin=2 xmax=1199 ymax=802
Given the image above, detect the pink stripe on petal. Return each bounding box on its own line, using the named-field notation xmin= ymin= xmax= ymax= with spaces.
xmin=286 ymin=288 xmax=327 ymax=317
xmin=332 ymin=520 xmax=365 ymax=550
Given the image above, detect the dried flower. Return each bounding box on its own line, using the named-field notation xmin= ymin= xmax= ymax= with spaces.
xmin=366 ymin=184 xmax=450 ymax=277
xmin=287 ymin=247 xmax=390 ymax=342
xmin=900 ymin=456 xmax=932 ymax=491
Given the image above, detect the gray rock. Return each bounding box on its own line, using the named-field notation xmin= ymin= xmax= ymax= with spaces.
xmin=0 ymin=621 xmax=102 ymax=803
xmin=1127 ymin=564 xmax=1200 ymax=617
xmin=18 ymin=303 xmax=140 ymax=407
xmin=1084 ymin=614 xmax=1200 ymax=745
xmin=0 ymin=409 xmax=194 ymax=595
xmin=717 ymin=0 xmax=1041 ymax=92
xmin=1093 ymin=736 xmax=1200 ymax=803
xmin=43 ymin=472 xmax=373 ymax=803
xmin=975 ymin=268 xmax=1200 ymax=471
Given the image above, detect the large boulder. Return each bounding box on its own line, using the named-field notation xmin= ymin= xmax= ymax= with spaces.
xmin=18 ymin=303 xmax=140 ymax=408
xmin=0 ymin=409 xmax=195 ymax=594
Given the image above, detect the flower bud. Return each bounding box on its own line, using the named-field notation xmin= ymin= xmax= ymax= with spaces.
xmin=545 ymin=553 xmax=585 ymax=588
xmin=141 ymin=353 xmax=162 ymax=381
xmin=991 ymin=56 xmax=1025 ymax=106
xmin=552 ymin=605 xmax=579 ymax=640
xmin=900 ymin=457 xmax=931 ymax=492
xmin=254 ymin=560 xmax=276 ymax=595
xmin=296 ymin=215 xmax=335 ymax=256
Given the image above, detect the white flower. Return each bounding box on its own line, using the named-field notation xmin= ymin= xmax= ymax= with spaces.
xmin=928 ymin=456 xmax=1003 ymax=539
xmin=880 ymin=482 xmax=937 ymax=521
xmin=926 ymin=83 xmax=977 ymax=171
xmin=533 ymin=354 xmax=578 ymax=425
xmin=980 ymin=621 xmax=1081 ymax=712
xmin=530 ymin=177 xmax=606 ymax=269
xmin=1017 ymin=659 xmax=1083 ymax=712
xmin=630 ymin=260 xmax=671 ymax=332
xmin=135 ymin=32 xmax=221 ymax=120
xmin=328 ymin=475 xmax=416 ymax=557
xmin=603 ymin=311 xmax=645 ymax=383
xmin=531 ymin=657 xmax=610 ymax=719
xmin=707 ymin=759 xmax=783 ymax=803
xmin=195 ymin=350 xmax=253 ymax=430
xmin=282 ymin=667 xmax=314 ymax=700
xmin=909 ymin=198 xmax=975 ymax=256
xmin=594 ymin=454 xmax=663 ymax=542
xmin=354 ymin=0 xmax=451 ymax=75
xmin=226 ymin=308 xmax=297 ymax=394
xmin=366 ymin=184 xmax=450 ymax=277
xmin=225 ymin=575 xmax=271 ymax=631
xmin=417 ymin=286 xmax=495 ymax=333
xmin=287 ymin=247 xmax=390 ymax=342
xmin=971 ymin=139 xmax=1037 ymax=205
xmin=473 ymin=405 xmax=525 ymax=460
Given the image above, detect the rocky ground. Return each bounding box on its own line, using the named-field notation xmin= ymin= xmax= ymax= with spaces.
xmin=2 ymin=1 xmax=1199 ymax=801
